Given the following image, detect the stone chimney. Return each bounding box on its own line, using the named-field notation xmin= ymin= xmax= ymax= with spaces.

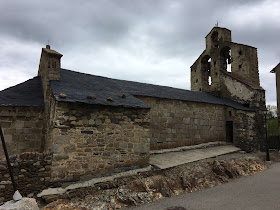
xmin=38 ymin=45 xmax=63 ymax=102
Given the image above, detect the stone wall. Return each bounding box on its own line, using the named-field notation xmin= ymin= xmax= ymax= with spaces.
xmin=220 ymin=71 xmax=266 ymax=109
xmin=191 ymin=27 xmax=263 ymax=103
xmin=232 ymin=110 xmax=266 ymax=152
xmin=50 ymin=102 xmax=150 ymax=182
xmin=136 ymin=96 xmax=226 ymax=150
xmin=0 ymin=152 xmax=52 ymax=204
xmin=230 ymin=44 xmax=259 ymax=87
xmin=0 ymin=106 xmax=45 ymax=158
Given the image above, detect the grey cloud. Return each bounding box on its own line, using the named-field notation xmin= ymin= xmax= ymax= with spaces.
xmin=0 ymin=0 xmax=167 ymax=48
xmin=0 ymin=0 xmax=278 ymax=105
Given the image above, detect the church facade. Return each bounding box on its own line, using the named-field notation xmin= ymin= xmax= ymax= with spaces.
xmin=0 ymin=27 xmax=266 ymax=182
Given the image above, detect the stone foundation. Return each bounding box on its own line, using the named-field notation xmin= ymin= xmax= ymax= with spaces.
xmin=0 ymin=152 xmax=53 ymax=204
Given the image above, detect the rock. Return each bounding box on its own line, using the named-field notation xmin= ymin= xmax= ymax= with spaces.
xmin=87 ymin=95 xmax=96 ymax=99
xmin=59 ymin=93 xmax=67 ymax=98
xmin=42 ymin=195 xmax=61 ymax=204
xmin=0 ymin=181 xmax=12 ymax=185
xmin=212 ymin=160 xmax=225 ymax=176
xmin=41 ymin=156 xmax=268 ymax=210
xmin=0 ymin=198 xmax=39 ymax=210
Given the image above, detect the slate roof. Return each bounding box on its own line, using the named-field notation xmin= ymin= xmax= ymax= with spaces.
xmin=0 ymin=76 xmax=44 ymax=106
xmin=50 ymin=68 xmax=253 ymax=111
xmin=270 ymin=63 xmax=280 ymax=73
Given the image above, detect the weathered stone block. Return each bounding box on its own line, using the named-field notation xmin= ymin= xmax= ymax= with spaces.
xmin=52 ymin=144 xmax=61 ymax=154
xmin=53 ymin=154 xmax=69 ymax=161
xmin=53 ymin=135 xmax=70 ymax=144
xmin=133 ymin=143 xmax=149 ymax=154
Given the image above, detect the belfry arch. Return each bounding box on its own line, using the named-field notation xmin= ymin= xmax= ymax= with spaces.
xmin=220 ymin=46 xmax=232 ymax=72
xmin=201 ymin=55 xmax=212 ymax=87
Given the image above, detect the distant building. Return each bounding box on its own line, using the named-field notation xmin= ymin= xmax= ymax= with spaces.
xmin=0 ymin=27 xmax=266 ymax=182
xmin=270 ymin=63 xmax=280 ymax=125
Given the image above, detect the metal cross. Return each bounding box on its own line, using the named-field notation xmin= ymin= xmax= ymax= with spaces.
xmin=215 ymin=20 xmax=219 ymax=27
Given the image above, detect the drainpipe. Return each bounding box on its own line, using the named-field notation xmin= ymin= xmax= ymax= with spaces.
xmin=0 ymin=125 xmax=22 ymax=201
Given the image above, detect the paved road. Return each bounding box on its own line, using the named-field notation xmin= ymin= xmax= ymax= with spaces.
xmin=133 ymin=163 xmax=280 ymax=210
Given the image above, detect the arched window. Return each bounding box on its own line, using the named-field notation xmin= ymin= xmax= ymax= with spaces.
xmin=220 ymin=46 xmax=231 ymax=72
xmin=201 ymin=55 xmax=212 ymax=86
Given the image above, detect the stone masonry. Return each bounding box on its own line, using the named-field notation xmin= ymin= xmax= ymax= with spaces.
xmin=137 ymin=96 xmax=226 ymax=150
xmin=190 ymin=26 xmax=266 ymax=151
xmin=0 ymin=152 xmax=53 ymax=204
xmin=0 ymin=107 xmax=45 ymax=158
xmin=50 ymin=102 xmax=150 ymax=182
xmin=191 ymin=27 xmax=265 ymax=110
xmin=0 ymin=26 xmax=267 ymax=197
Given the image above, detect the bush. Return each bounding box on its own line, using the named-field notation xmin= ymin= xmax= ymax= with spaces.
xmin=267 ymin=117 xmax=279 ymax=137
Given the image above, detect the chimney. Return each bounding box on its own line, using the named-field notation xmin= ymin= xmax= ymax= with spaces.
xmin=38 ymin=45 xmax=63 ymax=102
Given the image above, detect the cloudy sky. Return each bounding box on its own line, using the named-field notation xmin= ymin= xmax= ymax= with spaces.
xmin=0 ymin=0 xmax=279 ymax=105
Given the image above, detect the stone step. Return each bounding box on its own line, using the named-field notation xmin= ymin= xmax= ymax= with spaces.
xmin=150 ymin=141 xmax=229 ymax=155
xmin=150 ymin=144 xmax=241 ymax=169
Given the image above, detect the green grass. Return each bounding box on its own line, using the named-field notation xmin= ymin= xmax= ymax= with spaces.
xmin=268 ymin=117 xmax=279 ymax=137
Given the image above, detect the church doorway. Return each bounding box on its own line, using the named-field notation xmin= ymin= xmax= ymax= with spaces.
xmin=226 ymin=121 xmax=233 ymax=143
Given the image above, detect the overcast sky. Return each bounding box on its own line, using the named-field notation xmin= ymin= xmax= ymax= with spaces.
xmin=0 ymin=0 xmax=279 ymax=105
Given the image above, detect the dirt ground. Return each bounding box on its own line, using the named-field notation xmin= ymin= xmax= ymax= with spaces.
xmin=40 ymin=151 xmax=279 ymax=210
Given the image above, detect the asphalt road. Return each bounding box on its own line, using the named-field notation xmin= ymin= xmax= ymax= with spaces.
xmin=133 ymin=162 xmax=280 ymax=210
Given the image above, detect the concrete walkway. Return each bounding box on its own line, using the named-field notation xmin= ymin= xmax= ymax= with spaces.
xmin=150 ymin=144 xmax=241 ymax=169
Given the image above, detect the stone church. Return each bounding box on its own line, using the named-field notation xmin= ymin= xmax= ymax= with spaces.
xmin=0 ymin=27 xmax=266 ymax=182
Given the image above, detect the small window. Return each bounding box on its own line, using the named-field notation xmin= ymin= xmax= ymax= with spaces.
xmin=48 ymin=61 xmax=51 ymax=68
xmin=229 ymin=111 xmax=232 ymax=116
xmin=196 ymin=79 xmax=198 ymax=83
xmin=215 ymin=72 xmax=218 ymax=75
xmin=214 ymin=61 xmax=216 ymax=66
xmin=239 ymin=50 xmax=243 ymax=55
xmin=239 ymin=64 xmax=242 ymax=69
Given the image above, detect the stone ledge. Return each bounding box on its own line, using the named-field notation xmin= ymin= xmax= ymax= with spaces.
xmin=37 ymin=165 xmax=152 ymax=198
xmin=150 ymin=141 xmax=229 ymax=155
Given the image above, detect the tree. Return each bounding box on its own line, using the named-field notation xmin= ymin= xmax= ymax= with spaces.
xmin=266 ymin=105 xmax=277 ymax=120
